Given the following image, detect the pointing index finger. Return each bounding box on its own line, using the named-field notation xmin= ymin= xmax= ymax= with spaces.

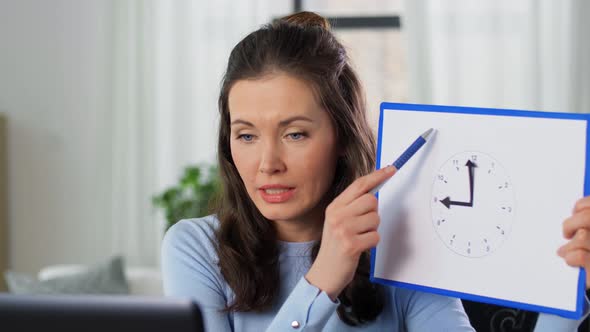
xmin=337 ymin=165 xmax=396 ymax=205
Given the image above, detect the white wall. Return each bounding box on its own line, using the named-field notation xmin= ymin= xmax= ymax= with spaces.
xmin=0 ymin=0 xmax=292 ymax=274
xmin=0 ymin=0 xmax=116 ymax=273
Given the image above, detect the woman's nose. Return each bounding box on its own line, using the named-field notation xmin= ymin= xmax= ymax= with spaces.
xmin=258 ymin=141 xmax=286 ymax=174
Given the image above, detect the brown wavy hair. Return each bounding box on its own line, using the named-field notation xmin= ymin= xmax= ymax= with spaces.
xmin=215 ymin=11 xmax=384 ymax=325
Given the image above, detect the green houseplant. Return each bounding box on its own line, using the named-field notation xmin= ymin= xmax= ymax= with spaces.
xmin=153 ymin=164 xmax=221 ymax=232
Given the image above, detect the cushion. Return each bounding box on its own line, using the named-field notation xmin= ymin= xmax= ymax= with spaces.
xmin=37 ymin=265 xmax=164 ymax=296
xmin=3 ymin=256 xmax=130 ymax=295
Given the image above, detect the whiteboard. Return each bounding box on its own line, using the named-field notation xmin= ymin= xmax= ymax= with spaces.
xmin=370 ymin=102 xmax=589 ymax=319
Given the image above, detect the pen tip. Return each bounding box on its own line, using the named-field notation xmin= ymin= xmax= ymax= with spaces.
xmin=422 ymin=128 xmax=434 ymax=139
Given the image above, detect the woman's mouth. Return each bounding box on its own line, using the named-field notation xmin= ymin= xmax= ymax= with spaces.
xmin=259 ymin=186 xmax=295 ymax=203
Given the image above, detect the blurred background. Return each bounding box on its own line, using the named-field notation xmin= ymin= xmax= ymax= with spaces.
xmin=0 ymin=0 xmax=588 ymax=303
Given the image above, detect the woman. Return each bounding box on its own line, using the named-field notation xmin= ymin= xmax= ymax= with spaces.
xmin=162 ymin=12 xmax=590 ymax=331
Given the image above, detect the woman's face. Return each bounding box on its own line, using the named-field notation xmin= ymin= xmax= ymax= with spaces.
xmin=228 ymin=73 xmax=339 ymax=241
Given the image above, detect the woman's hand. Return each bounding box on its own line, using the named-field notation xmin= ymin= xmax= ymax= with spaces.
xmin=305 ymin=165 xmax=396 ymax=300
xmin=558 ymin=196 xmax=590 ymax=289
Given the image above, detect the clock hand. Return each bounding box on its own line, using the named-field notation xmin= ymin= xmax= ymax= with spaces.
xmin=466 ymin=160 xmax=477 ymax=206
xmin=439 ymin=197 xmax=471 ymax=208
xmin=439 ymin=160 xmax=478 ymax=209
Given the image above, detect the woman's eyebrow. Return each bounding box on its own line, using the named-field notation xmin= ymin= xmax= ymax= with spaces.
xmin=230 ymin=116 xmax=314 ymax=127
xmin=230 ymin=119 xmax=254 ymax=127
xmin=278 ymin=116 xmax=314 ymax=127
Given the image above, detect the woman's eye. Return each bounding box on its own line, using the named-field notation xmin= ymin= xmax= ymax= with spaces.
xmin=287 ymin=132 xmax=305 ymax=140
xmin=238 ymin=134 xmax=254 ymax=142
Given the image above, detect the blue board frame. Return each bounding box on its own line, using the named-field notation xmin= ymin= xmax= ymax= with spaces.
xmin=370 ymin=102 xmax=590 ymax=319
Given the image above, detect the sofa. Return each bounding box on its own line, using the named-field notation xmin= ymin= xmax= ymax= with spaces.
xmin=37 ymin=264 xmax=163 ymax=296
xmin=3 ymin=255 xmax=162 ymax=297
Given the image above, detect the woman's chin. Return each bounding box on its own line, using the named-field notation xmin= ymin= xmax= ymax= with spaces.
xmin=251 ymin=195 xmax=323 ymax=224
xmin=258 ymin=207 xmax=299 ymax=222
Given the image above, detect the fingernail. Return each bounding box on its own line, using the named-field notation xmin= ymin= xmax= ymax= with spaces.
xmin=385 ymin=165 xmax=395 ymax=173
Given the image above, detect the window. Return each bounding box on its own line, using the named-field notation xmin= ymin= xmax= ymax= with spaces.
xmin=293 ymin=0 xmax=407 ymax=131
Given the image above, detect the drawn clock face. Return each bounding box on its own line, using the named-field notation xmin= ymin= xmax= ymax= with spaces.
xmin=431 ymin=151 xmax=515 ymax=258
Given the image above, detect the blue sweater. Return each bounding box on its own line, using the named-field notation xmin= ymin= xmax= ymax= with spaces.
xmin=161 ymin=216 xmax=586 ymax=331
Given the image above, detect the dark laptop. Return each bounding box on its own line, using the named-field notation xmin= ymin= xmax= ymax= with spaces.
xmin=0 ymin=293 xmax=203 ymax=332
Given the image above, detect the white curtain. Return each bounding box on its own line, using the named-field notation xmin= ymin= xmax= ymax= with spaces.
xmin=108 ymin=0 xmax=291 ymax=266
xmin=404 ymin=0 xmax=590 ymax=114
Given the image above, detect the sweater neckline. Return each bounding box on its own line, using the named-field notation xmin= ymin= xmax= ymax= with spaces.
xmin=277 ymin=240 xmax=316 ymax=257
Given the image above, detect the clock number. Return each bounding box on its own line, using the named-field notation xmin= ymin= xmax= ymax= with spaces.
xmin=471 ymin=155 xmax=478 ymax=162
xmin=486 ymin=245 xmax=490 ymax=252
xmin=467 ymin=248 xmax=471 ymax=254
xmin=488 ymin=162 xmax=495 ymax=174
xmin=452 ymin=159 xmax=459 ymax=166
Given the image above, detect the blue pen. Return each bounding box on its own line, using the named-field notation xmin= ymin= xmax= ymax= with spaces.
xmin=370 ymin=128 xmax=434 ymax=195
